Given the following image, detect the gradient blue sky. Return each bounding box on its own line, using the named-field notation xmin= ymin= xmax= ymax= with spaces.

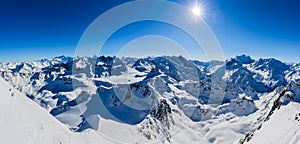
xmin=0 ymin=0 xmax=300 ymax=62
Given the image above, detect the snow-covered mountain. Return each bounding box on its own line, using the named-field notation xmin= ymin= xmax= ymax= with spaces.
xmin=240 ymin=80 xmax=300 ymax=144
xmin=1 ymin=54 xmax=300 ymax=144
xmin=246 ymin=102 xmax=300 ymax=144
xmin=0 ymin=75 xmax=86 ymax=144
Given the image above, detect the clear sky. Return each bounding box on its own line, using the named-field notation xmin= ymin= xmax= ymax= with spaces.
xmin=0 ymin=0 xmax=300 ymax=62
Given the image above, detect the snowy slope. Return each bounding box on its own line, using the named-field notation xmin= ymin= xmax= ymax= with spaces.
xmin=247 ymin=102 xmax=300 ymax=144
xmin=239 ymin=80 xmax=300 ymax=144
xmin=0 ymin=78 xmax=85 ymax=144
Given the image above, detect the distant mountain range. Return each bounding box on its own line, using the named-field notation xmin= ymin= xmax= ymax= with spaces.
xmin=1 ymin=55 xmax=300 ymax=144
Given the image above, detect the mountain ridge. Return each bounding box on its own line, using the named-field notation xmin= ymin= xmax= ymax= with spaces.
xmin=1 ymin=54 xmax=300 ymax=144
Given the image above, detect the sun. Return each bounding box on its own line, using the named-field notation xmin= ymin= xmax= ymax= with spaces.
xmin=192 ymin=6 xmax=202 ymax=16
xmin=190 ymin=1 xmax=205 ymax=19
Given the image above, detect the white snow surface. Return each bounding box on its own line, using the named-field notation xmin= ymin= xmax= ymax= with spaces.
xmin=247 ymin=102 xmax=300 ymax=144
xmin=0 ymin=78 xmax=86 ymax=144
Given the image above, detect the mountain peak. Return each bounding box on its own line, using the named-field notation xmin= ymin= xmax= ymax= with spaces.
xmin=235 ymin=54 xmax=255 ymax=64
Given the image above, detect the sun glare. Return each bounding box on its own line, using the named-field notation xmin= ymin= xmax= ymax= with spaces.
xmin=192 ymin=6 xmax=201 ymax=16
xmin=190 ymin=1 xmax=205 ymax=19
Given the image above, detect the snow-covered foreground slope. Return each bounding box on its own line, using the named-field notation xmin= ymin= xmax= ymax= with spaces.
xmin=0 ymin=78 xmax=86 ymax=144
xmin=247 ymin=102 xmax=300 ymax=144
xmin=240 ymin=80 xmax=300 ymax=144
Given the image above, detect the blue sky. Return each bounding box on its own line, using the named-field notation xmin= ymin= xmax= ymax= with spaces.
xmin=0 ymin=0 xmax=300 ymax=62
